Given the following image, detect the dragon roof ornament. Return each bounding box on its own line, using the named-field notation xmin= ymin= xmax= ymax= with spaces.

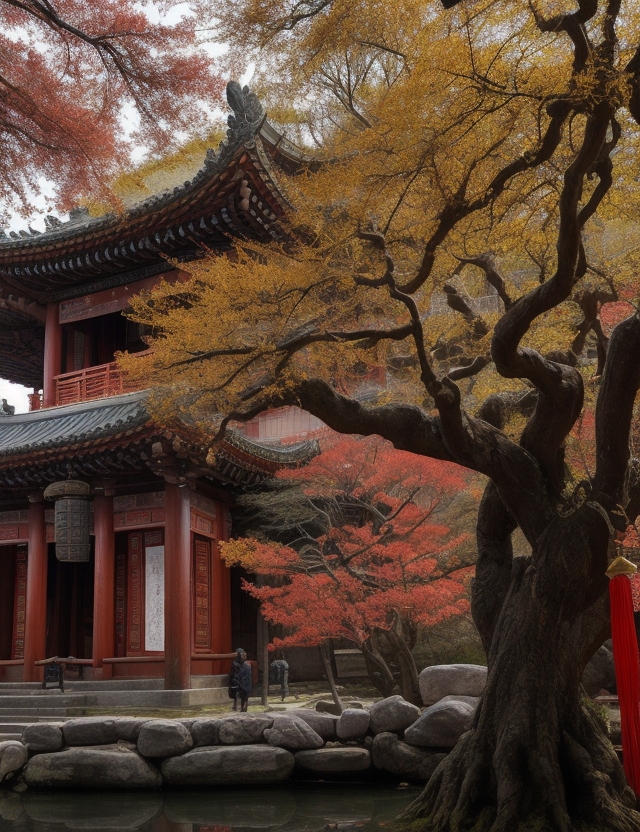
xmin=204 ymin=82 xmax=265 ymax=173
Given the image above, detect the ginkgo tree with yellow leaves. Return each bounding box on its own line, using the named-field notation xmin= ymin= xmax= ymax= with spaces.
xmin=122 ymin=1 xmax=640 ymax=830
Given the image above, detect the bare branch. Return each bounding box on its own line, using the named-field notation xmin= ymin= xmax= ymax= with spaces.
xmin=454 ymin=253 xmax=513 ymax=309
xmin=447 ymin=355 xmax=491 ymax=381
xmin=399 ymin=98 xmax=572 ymax=295
xmin=443 ymin=284 xmax=489 ymax=337
xmin=486 ymin=97 xmax=617 ymax=492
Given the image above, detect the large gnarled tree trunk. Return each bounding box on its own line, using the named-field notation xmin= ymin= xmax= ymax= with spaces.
xmin=284 ymin=139 xmax=640 ymax=828
xmin=406 ymin=511 xmax=634 ymax=832
xmin=289 ymin=306 xmax=640 ymax=830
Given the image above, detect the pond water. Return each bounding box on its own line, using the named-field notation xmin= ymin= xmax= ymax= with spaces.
xmin=0 ymin=783 xmax=422 ymax=832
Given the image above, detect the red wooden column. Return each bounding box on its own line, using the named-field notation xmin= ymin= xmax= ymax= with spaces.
xmin=164 ymin=483 xmax=192 ymax=690
xmin=43 ymin=303 xmax=62 ymax=408
xmin=211 ymin=503 xmax=232 ymax=674
xmin=23 ymin=496 xmax=47 ymax=682
xmin=92 ymin=491 xmax=115 ymax=679
xmin=218 ymin=506 xmax=233 ymax=643
xmin=220 ymin=507 xmax=232 ymax=651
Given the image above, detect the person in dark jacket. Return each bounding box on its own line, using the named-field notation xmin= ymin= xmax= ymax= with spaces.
xmin=269 ymin=658 xmax=289 ymax=701
xmin=229 ymin=648 xmax=252 ymax=711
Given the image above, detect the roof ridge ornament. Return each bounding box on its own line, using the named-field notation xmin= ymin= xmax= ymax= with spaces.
xmin=207 ymin=82 xmax=265 ymax=171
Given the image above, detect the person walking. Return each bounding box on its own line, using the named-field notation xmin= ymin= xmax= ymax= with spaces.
xmin=269 ymin=657 xmax=289 ymax=702
xmin=229 ymin=648 xmax=252 ymax=712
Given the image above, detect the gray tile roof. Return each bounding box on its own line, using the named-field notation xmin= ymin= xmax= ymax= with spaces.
xmin=0 ymin=84 xmax=307 ymax=303
xmin=0 ymin=391 xmax=149 ymax=457
xmin=0 ymin=390 xmax=318 ymax=469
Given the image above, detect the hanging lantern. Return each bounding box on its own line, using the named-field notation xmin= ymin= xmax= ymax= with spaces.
xmin=43 ymin=480 xmax=91 ymax=562
xmin=606 ymin=555 xmax=640 ymax=796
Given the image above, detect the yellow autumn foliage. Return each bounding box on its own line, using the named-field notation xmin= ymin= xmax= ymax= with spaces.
xmin=121 ymin=0 xmax=640 ymax=447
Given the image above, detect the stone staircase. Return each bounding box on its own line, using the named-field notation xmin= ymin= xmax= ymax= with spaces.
xmin=0 ymin=677 xmax=230 ymax=742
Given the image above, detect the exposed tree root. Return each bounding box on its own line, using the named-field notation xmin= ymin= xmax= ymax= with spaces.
xmin=400 ymin=703 xmax=640 ymax=832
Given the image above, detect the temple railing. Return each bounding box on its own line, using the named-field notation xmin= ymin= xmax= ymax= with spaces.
xmin=54 ymin=361 xmax=140 ymax=406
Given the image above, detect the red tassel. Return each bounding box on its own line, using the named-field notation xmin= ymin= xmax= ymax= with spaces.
xmin=609 ymin=573 xmax=640 ymax=795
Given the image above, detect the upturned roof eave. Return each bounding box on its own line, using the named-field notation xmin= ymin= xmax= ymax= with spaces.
xmin=0 ymin=389 xmax=318 ymax=477
xmin=0 ymin=85 xmax=313 ymax=299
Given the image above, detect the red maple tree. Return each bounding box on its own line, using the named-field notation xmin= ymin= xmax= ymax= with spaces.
xmin=0 ymin=0 xmax=221 ymax=217
xmin=221 ymin=435 xmax=474 ymax=704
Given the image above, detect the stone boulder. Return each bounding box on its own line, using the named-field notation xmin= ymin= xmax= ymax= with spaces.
xmin=177 ymin=718 xmax=200 ymax=732
xmin=217 ymin=715 xmax=273 ymax=745
xmin=287 ymin=709 xmax=338 ymax=739
xmin=295 ymin=747 xmax=371 ymax=773
xmin=22 ymin=723 xmax=63 ymax=753
xmin=137 ymin=719 xmax=193 ymax=758
xmin=23 ymin=743 xmax=162 ymax=789
xmin=582 ymin=641 xmax=616 ymax=697
xmin=60 ymin=716 xmax=151 ymax=747
xmin=161 ymin=744 xmax=295 ymax=786
xmin=62 ymin=717 xmax=120 ymax=747
xmin=438 ymin=694 xmax=480 ymax=708
xmin=191 ymin=718 xmax=220 ymax=747
xmin=419 ymin=664 xmax=487 ymax=706
xmin=0 ymin=741 xmax=28 ymax=783
xmin=372 ymin=732 xmax=447 ymax=780
xmin=336 ymin=708 xmax=370 ymax=741
xmin=316 ymin=700 xmax=342 ymax=715
xmin=264 ymin=716 xmax=324 ymax=750
xmin=405 ymin=696 xmax=476 ymax=748
xmin=368 ymin=695 xmax=420 ymax=735
xmin=111 ymin=717 xmax=153 ymax=743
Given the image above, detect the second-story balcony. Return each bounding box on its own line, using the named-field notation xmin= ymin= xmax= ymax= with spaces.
xmin=53 ymin=362 xmax=140 ymax=407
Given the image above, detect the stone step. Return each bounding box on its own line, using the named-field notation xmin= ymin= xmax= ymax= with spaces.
xmin=0 ymin=733 xmax=22 ymax=742
xmin=0 ymin=715 xmax=67 ymax=724
xmin=0 ymin=675 xmax=227 ymax=694
xmin=190 ymin=675 xmax=228 ymax=690
xmin=0 ymin=722 xmax=30 ymax=734
xmin=0 ymin=677 xmax=231 ymax=728
xmin=0 ymin=683 xmax=42 ymax=694
xmin=0 ymin=680 xmax=163 ymax=694
xmin=57 ymin=679 xmax=164 ymax=691
xmin=0 ymin=707 xmax=67 ymax=717
xmin=0 ymin=687 xmax=230 ymax=712
xmin=0 ymin=695 xmax=90 ymax=708
xmin=1 ymin=716 xmax=96 ymax=736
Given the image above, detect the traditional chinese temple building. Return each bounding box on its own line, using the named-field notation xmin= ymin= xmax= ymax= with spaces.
xmin=0 ymin=83 xmax=317 ymax=692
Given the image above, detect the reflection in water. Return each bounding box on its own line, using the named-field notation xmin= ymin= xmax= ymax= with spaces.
xmin=0 ymin=784 xmax=420 ymax=832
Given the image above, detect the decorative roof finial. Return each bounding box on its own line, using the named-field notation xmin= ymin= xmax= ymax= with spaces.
xmin=206 ymin=82 xmax=265 ymax=171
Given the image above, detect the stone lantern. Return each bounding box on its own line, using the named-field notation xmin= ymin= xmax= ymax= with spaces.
xmin=43 ymin=480 xmax=92 ymax=562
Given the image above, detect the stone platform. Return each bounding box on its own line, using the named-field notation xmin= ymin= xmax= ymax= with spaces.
xmin=0 ymin=677 xmax=229 ymax=741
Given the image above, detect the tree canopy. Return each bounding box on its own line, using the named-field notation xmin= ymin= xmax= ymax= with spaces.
xmin=221 ymin=434 xmax=473 ymax=704
xmin=124 ymin=1 xmax=640 ymax=830
xmin=0 ymin=0 xmax=221 ymax=220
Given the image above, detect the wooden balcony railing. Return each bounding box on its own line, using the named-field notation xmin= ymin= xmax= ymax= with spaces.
xmin=54 ymin=361 xmax=140 ymax=406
